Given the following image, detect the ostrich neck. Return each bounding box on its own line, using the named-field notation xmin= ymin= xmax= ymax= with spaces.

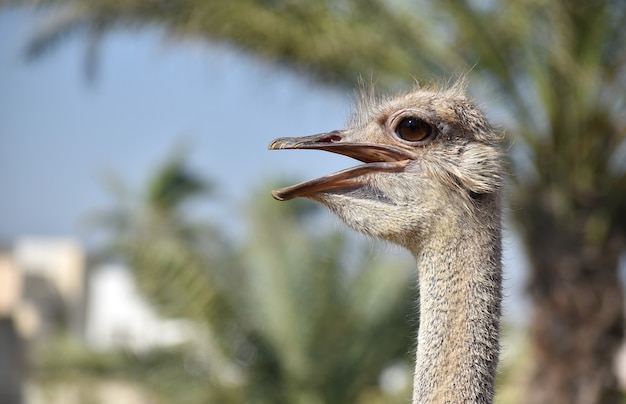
xmin=410 ymin=203 xmax=502 ymax=403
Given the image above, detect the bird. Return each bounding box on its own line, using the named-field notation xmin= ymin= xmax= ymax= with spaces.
xmin=268 ymin=80 xmax=504 ymax=403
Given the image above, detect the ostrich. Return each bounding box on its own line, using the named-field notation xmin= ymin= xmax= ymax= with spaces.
xmin=268 ymin=81 xmax=504 ymax=403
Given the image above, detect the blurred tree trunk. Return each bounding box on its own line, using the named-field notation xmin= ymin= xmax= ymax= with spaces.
xmin=0 ymin=317 xmax=23 ymax=404
xmin=520 ymin=202 xmax=624 ymax=403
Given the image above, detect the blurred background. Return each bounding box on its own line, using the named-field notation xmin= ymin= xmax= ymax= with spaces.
xmin=0 ymin=1 xmax=625 ymax=403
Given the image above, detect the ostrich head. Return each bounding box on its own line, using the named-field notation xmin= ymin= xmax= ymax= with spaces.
xmin=269 ymin=83 xmax=503 ymax=251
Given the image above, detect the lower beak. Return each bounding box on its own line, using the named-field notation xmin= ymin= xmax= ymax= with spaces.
xmin=268 ymin=130 xmax=415 ymax=201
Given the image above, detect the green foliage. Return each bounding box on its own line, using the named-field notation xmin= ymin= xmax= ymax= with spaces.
xmin=6 ymin=0 xmax=459 ymax=86
xmin=32 ymin=333 xmax=220 ymax=403
xmin=148 ymin=150 xmax=209 ymax=213
xmin=75 ymin=152 xmax=418 ymax=402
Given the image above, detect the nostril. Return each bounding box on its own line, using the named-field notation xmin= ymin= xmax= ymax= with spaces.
xmin=328 ymin=135 xmax=342 ymax=142
xmin=319 ymin=132 xmax=342 ymax=143
xmin=319 ymin=136 xmax=341 ymax=143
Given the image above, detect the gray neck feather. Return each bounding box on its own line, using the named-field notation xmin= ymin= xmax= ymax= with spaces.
xmin=410 ymin=197 xmax=502 ymax=403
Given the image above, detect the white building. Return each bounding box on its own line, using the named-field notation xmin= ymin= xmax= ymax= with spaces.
xmin=85 ymin=264 xmax=196 ymax=352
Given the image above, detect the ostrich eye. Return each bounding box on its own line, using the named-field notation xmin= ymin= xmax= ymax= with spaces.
xmin=395 ymin=117 xmax=432 ymax=142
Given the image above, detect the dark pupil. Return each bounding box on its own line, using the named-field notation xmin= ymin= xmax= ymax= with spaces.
xmin=396 ymin=117 xmax=431 ymax=141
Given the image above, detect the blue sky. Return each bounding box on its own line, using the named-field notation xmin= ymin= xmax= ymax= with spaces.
xmin=0 ymin=7 xmax=355 ymax=243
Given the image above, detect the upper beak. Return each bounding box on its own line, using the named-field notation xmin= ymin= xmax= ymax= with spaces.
xmin=268 ymin=130 xmax=416 ymax=200
xmin=268 ymin=130 xmax=417 ymax=163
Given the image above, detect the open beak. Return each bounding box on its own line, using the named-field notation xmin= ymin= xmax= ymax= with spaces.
xmin=268 ymin=130 xmax=416 ymax=201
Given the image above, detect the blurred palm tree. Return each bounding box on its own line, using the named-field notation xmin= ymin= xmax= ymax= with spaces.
xmin=91 ymin=150 xmax=246 ymax=402
xmin=7 ymin=0 xmax=626 ymax=401
xmin=88 ymin=151 xmax=418 ymax=403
